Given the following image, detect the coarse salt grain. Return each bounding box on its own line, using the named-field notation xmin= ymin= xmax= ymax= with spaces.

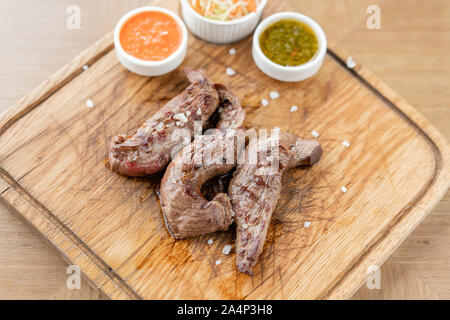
xmin=290 ymin=106 xmax=298 ymax=112
xmin=207 ymin=239 xmax=213 ymax=245
xmin=197 ymin=108 xmax=202 ymax=115
xmin=261 ymin=99 xmax=269 ymax=107
xmin=222 ymin=245 xmax=232 ymax=255
xmin=311 ymin=130 xmax=320 ymax=138
xmin=270 ymin=91 xmax=280 ymax=99
xmin=342 ymin=140 xmax=351 ymax=148
xmin=176 ymin=121 xmax=183 ymax=127
xmin=347 ymin=56 xmax=356 ymax=69
xmin=86 ymin=99 xmax=94 ymax=108
xmin=156 ymin=123 xmax=164 ymax=131
xmin=82 ymin=65 xmax=89 ymax=71
xmin=242 ymin=224 xmax=249 ymax=229
xmin=226 ymin=67 xmax=236 ymax=76
xmin=304 ymin=221 xmax=311 ymax=228
xmin=186 ymin=110 xmax=191 ymax=116
xmin=341 ymin=186 xmax=348 ymax=193
xmin=273 ymin=126 xmax=280 ymax=132
xmin=229 ymin=48 xmax=236 ymax=55
xmin=215 ymin=259 xmax=222 ymax=265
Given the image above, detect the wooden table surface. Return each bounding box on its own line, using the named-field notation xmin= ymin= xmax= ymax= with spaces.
xmin=0 ymin=0 xmax=448 ymax=300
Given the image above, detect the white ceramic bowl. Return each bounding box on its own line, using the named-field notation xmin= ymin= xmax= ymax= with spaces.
xmin=252 ymin=12 xmax=327 ymax=82
xmin=180 ymin=0 xmax=268 ymax=44
xmin=114 ymin=6 xmax=188 ymax=76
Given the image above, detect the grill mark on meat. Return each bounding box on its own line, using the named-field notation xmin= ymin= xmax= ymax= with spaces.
xmin=229 ymin=133 xmax=322 ymax=275
xmin=160 ymin=85 xmax=245 ymax=239
xmin=108 ymin=68 xmax=219 ymax=177
xmin=240 ymin=185 xmax=260 ymax=203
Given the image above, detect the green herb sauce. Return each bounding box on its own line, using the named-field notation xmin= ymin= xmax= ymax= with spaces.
xmin=259 ymin=19 xmax=319 ymax=66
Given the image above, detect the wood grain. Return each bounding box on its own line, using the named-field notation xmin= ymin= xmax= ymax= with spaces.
xmin=0 ymin=0 xmax=449 ymax=299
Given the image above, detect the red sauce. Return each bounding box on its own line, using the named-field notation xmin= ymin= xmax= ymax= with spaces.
xmin=120 ymin=11 xmax=182 ymax=61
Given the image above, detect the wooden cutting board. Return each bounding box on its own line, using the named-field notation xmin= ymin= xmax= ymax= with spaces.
xmin=0 ymin=0 xmax=448 ymax=300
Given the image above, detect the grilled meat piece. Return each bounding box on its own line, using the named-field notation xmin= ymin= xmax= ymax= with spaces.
xmin=229 ymin=133 xmax=322 ymax=274
xmin=160 ymin=86 xmax=245 ymax=239
xmin=109 ymin=68 xmax=219 ymax=177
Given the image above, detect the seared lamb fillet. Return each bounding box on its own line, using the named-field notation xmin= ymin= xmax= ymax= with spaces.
xmin=229 ymin=133 xmax=322 ymax=274
xmin=160 ymin=86 xmax=245 ymax=239
xmin=108 ymin=68 xmax=219 ymax=177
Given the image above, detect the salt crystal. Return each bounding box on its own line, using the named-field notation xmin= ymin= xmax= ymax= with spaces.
xmin=82 ymin=65 xmax=89 ymax=71
xmin=290 ymin=106 xmax=298 ymax=112
xmin=222 ymin=245 xmax=232 ymax=255
xmin=270 ymin=91 xmax=280 ymax=99
xmin=273 ymin=126 xmax=280 ymax=132
xmin=186 ymin=110 xmax=191 ymax=116
xmin=342 ymin=140 xmax=351 ymax=148
xmin=215 ymin=259 xmax=222 ymax=265
xmin=347 ymin=56 xmax=356 ymax=69
xmin=197 ymin=108 xmax=202 ymax=115
xmin=304 ymin=221 xmax=311 ymax=228
xmin=311 ymin=130 xmax=320 ymax=138
xmin=207 ymin=239 xmax=213 ymax=245
xmin=176 ymin=121 xmax=183 ymax=127
xmin=341 ymin=186 xmax=348 ymax=193
xmin=226 ymin=67 xmax=236 ymax=76
xmin=229 ymin=48 xmax=236 ymax=55
xmin=242 ymin=224 xmax=249 ymax=229
xmin=261 ymin=99 xmax=269 ymax=107
xmin=156 ymin=123 xmax=164 ymax=131
xmin=174 ymin=113 xmax=188 ymax=123
xmin=86 ymin=99 xmax=94 ymax=108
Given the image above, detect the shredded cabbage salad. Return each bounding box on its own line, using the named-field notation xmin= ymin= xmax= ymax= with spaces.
xmin=189 ymin=0 xmax=261 ymax=21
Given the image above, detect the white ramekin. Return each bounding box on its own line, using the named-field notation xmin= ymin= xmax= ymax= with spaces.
xmin=180 ymin=0 xmax=268 ymax=44
xmin=252 ymin=12 xmax=327 ymax=82
xmin=114 ymin=6 xmax=188 ymax=76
